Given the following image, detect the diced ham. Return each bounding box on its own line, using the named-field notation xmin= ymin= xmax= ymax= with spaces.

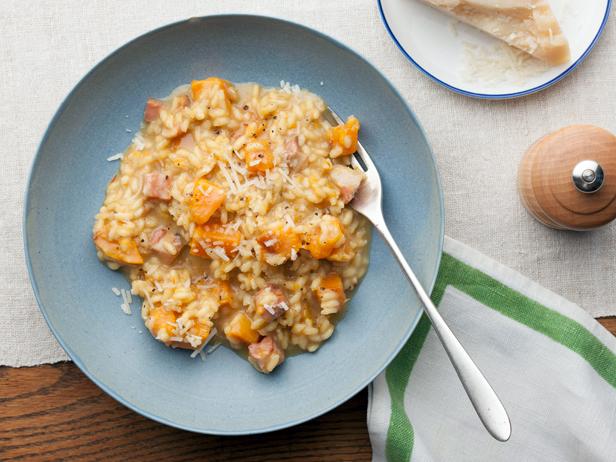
xmin=284 ymin=136 xmax=308 ymax=171
xmin=150 ymin=227 xmax=167 ymax=245
xmin=178 ymin=133 xmax=195 ymax=150
xmin=285 ymin=136 xmax=299 ymax=158
xmin=176 ymin=94 xmax=190 ymax=109
xmin=144 ymin=99 xmax=163 ymax=122
xmin=248 ymin=336 xmax=285 ymax=373
xmin=143 ymin=172 xmax=171 ymax=200
xmin=254 ymin=285 xmax=288 ymax=320
xmin=330 ymin=164 xmax=363 ymax=204
xmin=149 ymin=227 xmax=184 ymax=264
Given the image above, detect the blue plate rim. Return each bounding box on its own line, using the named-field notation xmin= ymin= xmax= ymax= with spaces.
xmin=23 ymin=13 xmax=445 ymax=435
xmin=377 ymin=0 xmax=613 ymax=100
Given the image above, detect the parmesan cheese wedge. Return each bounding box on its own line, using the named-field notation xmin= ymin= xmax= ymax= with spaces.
xmin=419 ymin=0 xmax=571 ymax=66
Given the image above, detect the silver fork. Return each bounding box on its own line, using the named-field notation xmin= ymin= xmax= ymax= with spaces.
xmin=327 ymin=108 xmax=511 ymax=442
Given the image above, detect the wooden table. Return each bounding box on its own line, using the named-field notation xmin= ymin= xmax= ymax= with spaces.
xmin=3 ymin=318 xmax=615 ymax=461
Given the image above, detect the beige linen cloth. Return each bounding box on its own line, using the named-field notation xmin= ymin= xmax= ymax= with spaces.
xmin=1 ymin=0 xmax=615 ymax=366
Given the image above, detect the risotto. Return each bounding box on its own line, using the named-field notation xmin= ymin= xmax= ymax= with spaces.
xmin=93 ymin=78 xmax=370 ymax=373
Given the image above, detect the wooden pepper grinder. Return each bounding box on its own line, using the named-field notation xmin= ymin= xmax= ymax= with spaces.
xmin=518 ymin=125 xmax=616 ymax=231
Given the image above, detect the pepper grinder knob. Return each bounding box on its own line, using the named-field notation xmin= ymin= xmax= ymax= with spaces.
xmin=572 ymin=160 xmax=604 ymax=193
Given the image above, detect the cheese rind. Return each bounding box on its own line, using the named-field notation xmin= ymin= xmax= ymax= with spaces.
xmin=421 ymin=0 xmax=571 ymax=66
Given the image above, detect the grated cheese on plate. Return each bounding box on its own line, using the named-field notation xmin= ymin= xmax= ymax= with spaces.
xmin=132 ymin=133 xmax=145 ymax=150
xmin=206 ymin=343 xmax=221 ymax=355
xmin=460 ymin=41 xmax=549 ymax=86
xmin=190 ymin=327 xmax=218 ymax=358
xmin=106 ymin=153 xmax=124 ymax=162
xmin=279 ymin=80 xmax=301 ymax=94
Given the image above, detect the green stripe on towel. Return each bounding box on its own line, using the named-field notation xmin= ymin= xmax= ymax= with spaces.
xmin=384 ymin=252 xmax=616 ymax=462
xmin=437 ymin=253 xmax=616 ymax=388
xmin=384 ymin=266 xmax=451 ymax=462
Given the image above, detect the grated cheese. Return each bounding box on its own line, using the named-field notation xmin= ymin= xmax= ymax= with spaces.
xmin=228 ymin=161 xmax=246 ymax=193
xmin=279 ymin=168 xmax=301 ymax=191
xmin=228 ymin=221 xmax=242 ymax=231
xmin=263 ymin=304 xmax=276 ymax=315
xmin=190 ymin=328 xmax=218 ymax=358
xmin=132 ymin=133 xmax=145 ymax=151
xmin=284 ymin=214 xmax=295 ymax=230
xmin=118 ymin=288 xmax=133 ymax=315
xmin=460 ymin=41 xmax=549 ymax=86
xmin=232 ymin=161 xmax=248 ymax=175
xmin=206 ymin=343 xmax=221 ymax=355
xmin=205 ymin=247 xmax=230 ymax=261
xmin=217 ymin=161 xmax=239 ymax=193
xmin=106 ymin=153 xmax=124 ymax=162
xmin=280 ymin=80 xmax=301 ymax=94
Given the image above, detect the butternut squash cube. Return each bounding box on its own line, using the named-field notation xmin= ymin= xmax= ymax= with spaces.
xmin=148 ymin=306 xmax=177 ymax=339
xmin=207 ymin=280 xmax=234 ymax=307
xmin=225 ymin=312 xmax=259 ymax=344
xmin=191 ymin=77 xmax=232 ymax=100
xmin=190 ymin=223 xmax=242 ymax=259
xmin=315 ymin=273 xmax=346 ymax=307
xmin=189 ymin=320 xmax=211 ymax=340
xmin=258 ymin=225 xmax=301 ymax=259
xmin=305 ymin=215 xmax=345 ymax=259
xmin=326 ymin=241 xmax=355 ymax=263
xmin=94 ymin=234 xmax=143 ymax=265
xmin=328 ymin=115 xmax=360 ymax=157
xmin=188 ymin=178 xmax=226 ymax=225
xmin=243 ymin=140 xmax=274 ymax=173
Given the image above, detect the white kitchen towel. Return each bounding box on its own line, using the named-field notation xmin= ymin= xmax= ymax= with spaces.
xmin=369 ymin=237 xmax=616 ymax=462
xmin=1 ymin=1 xmax=616 ymax=366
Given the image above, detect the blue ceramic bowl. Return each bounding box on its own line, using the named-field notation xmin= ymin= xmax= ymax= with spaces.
xmin=24 ymin=15 xmax=443 ymax=434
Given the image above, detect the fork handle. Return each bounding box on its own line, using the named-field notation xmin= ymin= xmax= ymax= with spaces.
xmin=376 ymin=222 xmax=512 ymax=442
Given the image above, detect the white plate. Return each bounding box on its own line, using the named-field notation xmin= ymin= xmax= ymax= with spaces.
xmin=378 ymin=0 xmax=612 ymax=99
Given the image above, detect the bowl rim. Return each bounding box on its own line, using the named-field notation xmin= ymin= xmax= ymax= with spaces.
xmin=377 ymin=0 xmax=613 ymax=100
xmin=23 ymin=13 xmax=445 ymax=435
